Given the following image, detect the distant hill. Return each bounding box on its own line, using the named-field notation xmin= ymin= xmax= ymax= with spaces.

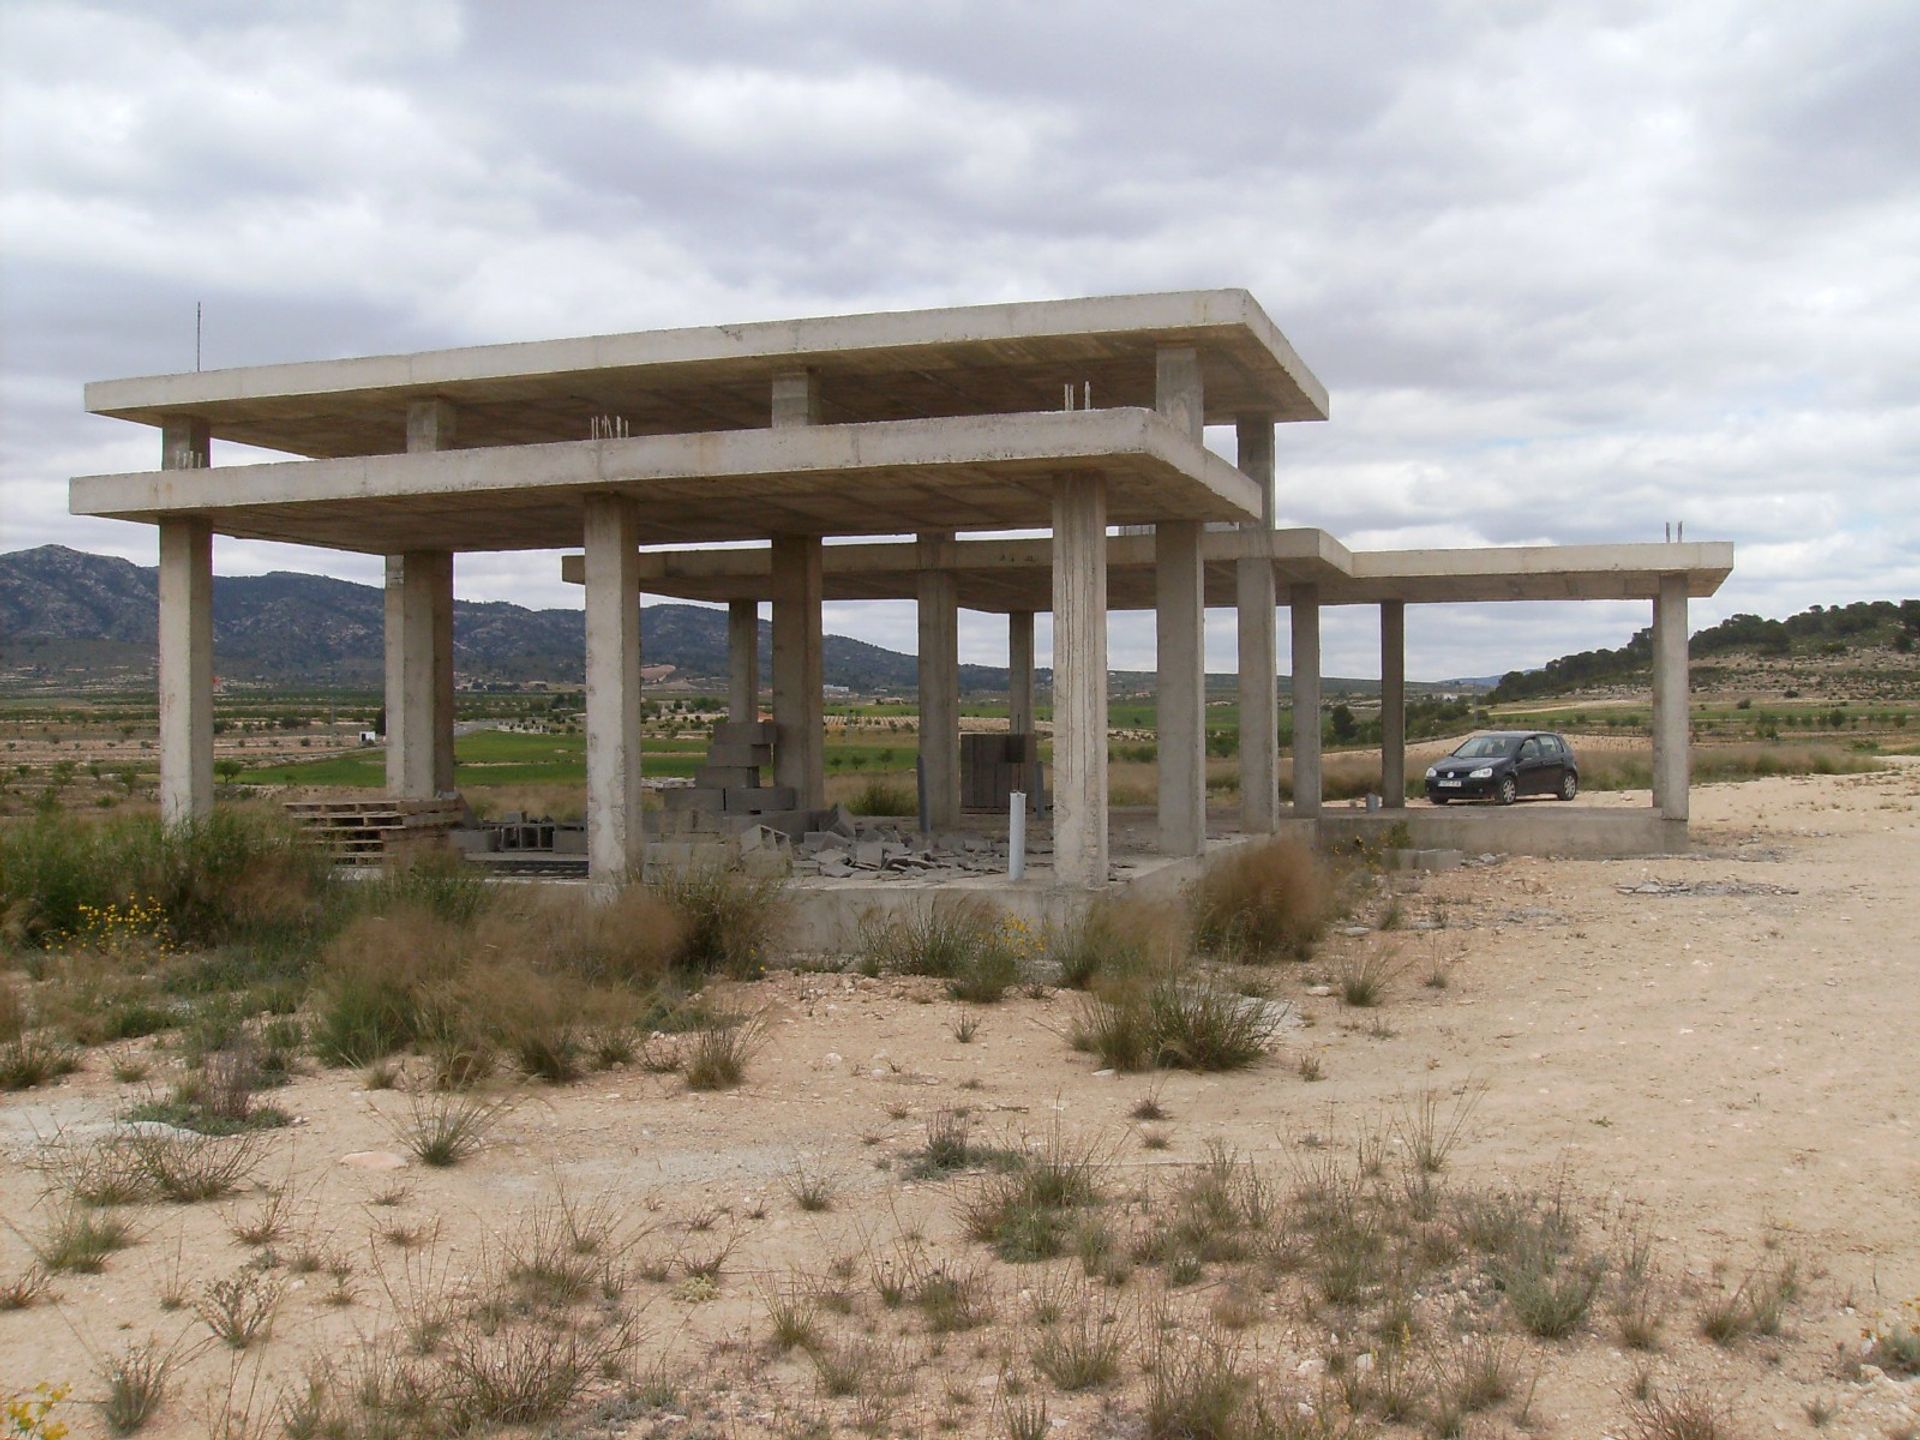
xmin=1489 ymin=599 xmax=1920 ymax=703
xmin=0 ymin=545 xmax=1010 ymax=692
xmin=2 ymin=545 xmax=1475 ymax=699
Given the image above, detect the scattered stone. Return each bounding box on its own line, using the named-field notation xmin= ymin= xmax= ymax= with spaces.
xmin=339 ymin=1150 xmax=408 ymax=1171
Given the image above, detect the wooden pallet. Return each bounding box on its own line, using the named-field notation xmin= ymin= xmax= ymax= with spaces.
xmin=284 ymin=797 xmax=465 ymax=866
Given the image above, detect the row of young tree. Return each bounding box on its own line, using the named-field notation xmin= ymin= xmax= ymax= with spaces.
xmin=1490 ymin=599 xmax=1920 ymax=703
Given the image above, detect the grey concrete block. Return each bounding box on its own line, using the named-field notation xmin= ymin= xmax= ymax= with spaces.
xmin=711 ymin=719 xmax=777 ymax=746
xmin=705 ymin=742 xmax=772 ymax=768
xmin=746 ymin=809 xmax=813 ymax=839
xmin=662 ymin=789 xmax=725 ymax=813
xmin=696 ymin=765 xmax=761 ymax=789
xmin=725 ymin=785 xmax=798 ymax=813
xmin=551 ymin=825 xmax=586 ymax=854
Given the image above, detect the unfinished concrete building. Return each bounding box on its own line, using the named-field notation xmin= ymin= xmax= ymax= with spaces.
xmin=73 ymin=290 xmax=1732 ymax=897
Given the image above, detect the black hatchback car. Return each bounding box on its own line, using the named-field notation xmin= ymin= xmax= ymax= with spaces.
xmin=1424 ymin=731 xmax=1579 ymax=805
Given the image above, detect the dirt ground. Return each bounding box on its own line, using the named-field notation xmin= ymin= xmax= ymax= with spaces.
xmin=3 ymin=763 xmax=1917 ymax=1437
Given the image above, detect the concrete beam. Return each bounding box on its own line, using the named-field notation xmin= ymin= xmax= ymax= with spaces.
xmin=157 ymin=515 xmax=212 ymax=826
xmin=1007 ymin=611 xmax=1036 ymax=736
xmin=1380 ymin=601 xmax=1406 ymax=809
xmin=1651 ymin=574 xmax=1689 ymax=820
xmin=583 ymin=494 xmax=644 ymax=884
xmin=728 ymin=599 xmax=759 ymax=722
xmin=383 ymin=552 xmax=453 ymax=798
xmin=917 ymin=531 xmax=961 ymax=830
xmin=771 ymin=534 xmax=825 ymax=810
xmin=1052 ymin=475 xmax=1109 ymax=887
xmin=1290 ymin=584 xmax=1322 ymax=817
xmin=1155 ymin=520 xmax=1206 ymax=855
xmin=1235 ymin=415 xmax=1278 ymax=833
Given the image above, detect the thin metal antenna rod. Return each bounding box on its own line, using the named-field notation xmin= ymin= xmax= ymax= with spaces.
xmin=195 ymin=302 xmax=202 ymax=372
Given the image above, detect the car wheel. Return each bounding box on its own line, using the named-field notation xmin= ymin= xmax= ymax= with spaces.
xmin=1496 ymin=775 xmax=1518 ymax=806
xmin=1558 ymin=770 xmax=1578 ymax=801
xmin=1431 ymin=794 xmax=1449 ymax=805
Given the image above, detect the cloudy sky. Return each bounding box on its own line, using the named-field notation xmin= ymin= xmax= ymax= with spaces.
xmin=3 ymin=1 xmax=1916 ymax=682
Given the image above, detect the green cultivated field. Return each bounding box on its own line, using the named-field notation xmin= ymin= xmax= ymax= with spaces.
xmin=237 ymin=728 xmax=926 ymax=789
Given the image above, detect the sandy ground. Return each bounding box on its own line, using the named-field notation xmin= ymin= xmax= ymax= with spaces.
xmin=2 ymin=764 xmax=1918 ymax=1437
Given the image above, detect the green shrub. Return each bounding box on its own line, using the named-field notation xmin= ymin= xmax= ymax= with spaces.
xmin=654 ymin=866 xmax=784 ymax=978
xmin=0 ymin=808 xmax=330 ymax=952
xmin=311 ymin=906 xmax=466 ymax=1064
xmin=844 ymin=778 xmax=916 ymax=816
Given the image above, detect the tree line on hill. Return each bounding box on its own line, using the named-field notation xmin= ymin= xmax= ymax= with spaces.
xmin=1490 ymin=599 xmax=1920 ymax=703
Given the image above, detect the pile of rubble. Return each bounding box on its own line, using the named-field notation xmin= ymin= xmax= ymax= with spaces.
xmin=791 ymin=812 xmax=1035 ymax=880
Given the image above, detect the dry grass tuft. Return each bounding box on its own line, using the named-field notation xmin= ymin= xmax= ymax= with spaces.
xmin=1071 ymin=974 xmax=1279 ymax=1072
xmin=196 ymin=1267 xmax=282 ymax=1348
xmin=383 ymin=1089 xmax=516 ymax=1168
xmin=1188 ymin=839 xmax=1334 ymax=963
xmin=30 ymin=1203 xmax=137 ymax=1272
xmin=857 ymin=896 xmax=1024 ymax=1002
xmin=1626 ymin=1384 xmax=1734 ymax=1440
xmin=681 ymin=1009 xmax=766 ymax=1091
xmin=100 ymin=1336 xmax=184 ymax=1435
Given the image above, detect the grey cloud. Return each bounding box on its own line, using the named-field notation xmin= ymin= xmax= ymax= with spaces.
xmin=2 ymin=0 xmax=1914 ymax=683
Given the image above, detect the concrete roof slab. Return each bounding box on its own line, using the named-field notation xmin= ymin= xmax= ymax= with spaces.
xmin=85 ymin=290 xmax=1329 ymax=458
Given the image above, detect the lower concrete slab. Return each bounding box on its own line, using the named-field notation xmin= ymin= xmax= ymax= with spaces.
xmin=1306 ymin=807 xmax=1687 ymax=859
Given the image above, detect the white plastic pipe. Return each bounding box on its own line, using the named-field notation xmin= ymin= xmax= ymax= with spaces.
xmin=1009 ymin=791 xmax=1027 ymax=880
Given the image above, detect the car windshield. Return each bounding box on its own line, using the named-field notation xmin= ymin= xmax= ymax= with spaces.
xmin=1451 ymin=735 xmax=1520 ymax=759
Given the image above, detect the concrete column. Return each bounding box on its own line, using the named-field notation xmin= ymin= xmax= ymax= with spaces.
xmin=157 ymin=513 xmax=213 ymax=827
xmin=383 ymin=398 xmax=458 ymax=798
xmin=1380 ymin=601 xmax=1407 ymax=808
xmin=1150 ymin=346 xmax=1207 ymax=853
xmin=771 ymin=534 xmax=825 ymax=810
xmin=583 ymin=494 xmax=644 ymax=884
xmin=727 ymin=599 xmax=759 ymax=722
xmin=1007 ymin=611 xmax=1036 ymax=736
xmin=1051 ymin=474 xmax=1109 ymax=888
xmin=917 ymin=531 xmax=961 ymax=830
xmin=383 ymin=552 xmax=453 ymax=798
xmin=1235 ymin=415 xmax=1278 ymax=832
xmin=1155 ymin=520 xmax=1206 ymax=855
xmin=771 ymin=369 xmax=821 ymax=428
xmin=1155 ymin=346 xmax=1205 ymax=444
xmin=157 ymin=416 xmax=212 ymax=827
xmin=768 ymin=367 xmax=825 ymax=810
xmin=1290 ymin=584 xmax=1322 ymax=817
xmin=1651 ymin=575 xmax=1690 ymax=820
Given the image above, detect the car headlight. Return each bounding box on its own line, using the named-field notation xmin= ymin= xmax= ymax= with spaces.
xmin=1424 ymin=766 xmax=1437 ymax=779
xmin=1469 ymin=766 xmax=1494 ymax=779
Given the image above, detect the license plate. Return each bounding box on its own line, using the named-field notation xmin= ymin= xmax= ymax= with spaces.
xmin=1438 ymin=780 xmax=1462 ymax=788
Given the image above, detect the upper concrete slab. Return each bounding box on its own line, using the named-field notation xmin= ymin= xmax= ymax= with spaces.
xmin=85 ymin=290 xmax=1329 ymax=458
xmin=71 ymin=409 xmax=1263 ymax=551
xmin=559 ymin=532 xmax=1734 ymax=611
